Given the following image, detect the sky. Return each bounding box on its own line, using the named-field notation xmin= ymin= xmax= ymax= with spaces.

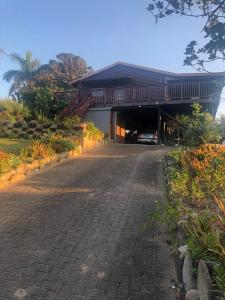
xmin=0 ymin=0 xmax=224 ymax=116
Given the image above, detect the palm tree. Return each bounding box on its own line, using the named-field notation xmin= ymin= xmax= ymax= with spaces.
xmin=3 ymin=51 xmax=40 ymax=95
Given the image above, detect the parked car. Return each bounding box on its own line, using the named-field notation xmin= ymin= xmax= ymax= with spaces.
xmin=137 ymin=130 xmax=159 ymax=144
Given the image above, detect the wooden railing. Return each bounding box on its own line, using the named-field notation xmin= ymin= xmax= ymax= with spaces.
xmin=53 ymin=80 xmax=217 ymax=105
xmin=89 ymin=86 xmax=164 ymax=105
xmin=53 ymin=90 xmax=79 ymax=102
xmin=167 ymin=80 xmax=217 ymax=100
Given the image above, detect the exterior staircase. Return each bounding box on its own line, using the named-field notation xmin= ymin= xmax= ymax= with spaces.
xmin=60 ymin=92 xmax=92 ymax=118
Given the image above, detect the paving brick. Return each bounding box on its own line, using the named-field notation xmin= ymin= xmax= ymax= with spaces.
xmin=0 ymin=144 xmax=176 ymax=299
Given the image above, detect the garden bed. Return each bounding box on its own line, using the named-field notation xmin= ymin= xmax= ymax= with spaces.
xmin=162 ymin=145 xmax=225 ymax=300
xmin=0 ymin=136 xmax=101 ymax=189
xmin=0 ymin=98 xmax=105 ymax=189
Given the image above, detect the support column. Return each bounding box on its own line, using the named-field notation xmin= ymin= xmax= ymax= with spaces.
xmin=113 ymin=111 xmax=117 ymax=143
xmin=211 ymin=102 xmax=216 ymax=117
xmin=157 ymin=106 xmax=162 ymax=143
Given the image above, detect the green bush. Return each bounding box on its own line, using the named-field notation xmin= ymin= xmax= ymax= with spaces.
xmin=20 ymin=87 xmax=53 ymax=117
xmin=186 ymin=212 xmax=224 ymax=263
xmin=36 ymin=124 xmax=43 ymax=132
xmin=19 ymin=132 xmax=27 ymax=138
xmin=28 ymin=120 xmax=38 ymax=128
xmin=22 ymin=123 xmax=28 ymax=130
xmin=0 ymin=151 xmax=21 ymax=173
xmin=27 ymin=129 xmax=35 ymax=135
xmin=33 ymin=132 xmax=41 ymax=139
xmin=6 ymin=123 xmax=14 ymax=129
xmin=20 ymin=141 xmax=54 ymax=160
xmin=50 ymin=137 xmax=75 ymax=153
xmin=0 ymin=99 xmax=30 ymax=122
xmin=63 ymin=115 xmax=81 ymax=130
xmin=85 ymin=121 xmax=104 ymax=141
xmin=4 ymin=131 xmax=17 ymax=139
xmin=176 ymin=103 xmax=221 ymax=147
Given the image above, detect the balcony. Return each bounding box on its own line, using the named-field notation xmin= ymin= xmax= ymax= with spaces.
xmin=53 ymin=80 xmax=218 ymax=106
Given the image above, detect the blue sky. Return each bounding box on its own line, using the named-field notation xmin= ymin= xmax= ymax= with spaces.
xmin=0 ymin=0 xmax=224 ymax=115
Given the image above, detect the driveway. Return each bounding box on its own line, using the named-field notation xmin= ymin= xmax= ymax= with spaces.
xmin=0 ymin=144 xmax=177 ymax=300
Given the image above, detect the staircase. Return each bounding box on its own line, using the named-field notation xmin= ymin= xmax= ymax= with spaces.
xmin=60 ymin=92 xmax=92 ymax=118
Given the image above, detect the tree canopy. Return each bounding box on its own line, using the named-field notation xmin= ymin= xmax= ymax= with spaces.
xmin=3 ymin=51 xmax=93 ymax=117
xmin=3 ymin=51 xmax=40 ymax=95
xmin=37 ymin=53 xmax=93 ymax=90
xmin=147 ymin=0 xmax=225 ymax=71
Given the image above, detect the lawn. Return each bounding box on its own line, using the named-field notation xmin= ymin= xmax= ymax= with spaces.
xmin=0 ymin=138 xmax=31 ymax=155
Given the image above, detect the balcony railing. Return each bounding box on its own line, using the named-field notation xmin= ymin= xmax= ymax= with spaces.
xmin=89 ymin=86 xmax=164 ymax=105
xmin=167 ymin=80 xmax=217 ymax=100
xmin=53 ymin=80 xmax=217 ymax=105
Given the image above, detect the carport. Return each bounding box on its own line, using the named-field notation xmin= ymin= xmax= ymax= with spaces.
xmin=112 ymin=106 xmax=162 ymax=143
xmin=111 ymin=102 xmax=214 ymax=144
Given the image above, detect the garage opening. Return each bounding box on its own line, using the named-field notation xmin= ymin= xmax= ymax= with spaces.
xmin=113 ymin=106 xmax=160 ymax=144
xmin=112 ymin=102 xmax=205 ymax=144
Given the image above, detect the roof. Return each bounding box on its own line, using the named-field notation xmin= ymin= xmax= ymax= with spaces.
xmin=72 ymin=61 xmax=225 ymax=85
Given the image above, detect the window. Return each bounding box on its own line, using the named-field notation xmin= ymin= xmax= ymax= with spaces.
xmin=91 ymin=89 xmax=104 ymax=97
xmin=115 ymin=88 xmax=125 ymax=102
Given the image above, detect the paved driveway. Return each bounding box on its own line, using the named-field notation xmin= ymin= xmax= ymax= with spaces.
xmin=0 ymin=144 xmax=177 ymax=300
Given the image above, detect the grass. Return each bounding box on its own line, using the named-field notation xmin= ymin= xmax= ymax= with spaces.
xmin=0 ymin=138 xmax=31 ymax=155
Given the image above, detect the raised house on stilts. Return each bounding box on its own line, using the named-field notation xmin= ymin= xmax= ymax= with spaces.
xmin=54 ymin=62 xmax=225 ymax=143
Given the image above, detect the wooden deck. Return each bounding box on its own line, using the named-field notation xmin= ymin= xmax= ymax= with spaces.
xmin=53 ymin=80 xmax=218 ymax=107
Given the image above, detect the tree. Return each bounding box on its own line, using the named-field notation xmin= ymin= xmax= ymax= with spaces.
xmin=37 ymin=53 xmax=93 ymax=90
xmin=28 ymin=53 xmax=93 ymax=117
xmin=176 ymin=103 xmax=221 ymax=146
xmin=147 ymin=0 xmax=225 ymax=71
xmin=20 ymin=87 xmax=52 ymax=117
xmin=3 ymin=51 xmax=40 ymax=95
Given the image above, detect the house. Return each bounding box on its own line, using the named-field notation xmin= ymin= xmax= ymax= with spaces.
xmin=54 ymin=62 xmax=225 ymax=143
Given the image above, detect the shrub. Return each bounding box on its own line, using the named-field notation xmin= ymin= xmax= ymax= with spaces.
xmin=20 ymin=87 xmax=53 ymax=117
xmin=28 ymin=120 xmax=38 ymax=128
xmin=0 ymin=151 xmax=12 ymax=173
xmin=0 ymin=151 xmax=21 ymax=173
xmin=43 ymin=122 xmax=52 ymax=129
xmin=19 ymin=132 xmax=27 ymax=138
xmin=27 ymin=129 xmax=35 ymax=135
xmin=176 ymin=103 xmax=221 ymax=147
xmin=85 ymin=121 xmax=104 ymax=141
xmin=63 ymin=115 xmax=81 ymax=130
xmin=33 ymin=132 xmax=41 ymax=139
xmin=14 ymin=121 xmax=23 ymax=128
xmin=50 ymin=124 xmax=58 ymax=131
xmin=36 ymin=124 xmax=43 ymax=132
xmin=22 ymin=123 xmax=28 ymax=130
xmin=6 ymin=123 xmax=14 ymax=129
xmin=50 ymin=135 xmax=76 ymax=153
xmin=0 ymin=99 xmax=30 ymax=122
xmin=4 ymin=131 xmax=17 ymax=139
xmin=21 ymin=141 xmax=54 ymax=160
xmin=8 ymin=155 xmax=21 ymax=169
xmin=186 ymin=212 xmax=225 ymax=263
xmin=35 ymin=112 xmax=51 ymax=124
